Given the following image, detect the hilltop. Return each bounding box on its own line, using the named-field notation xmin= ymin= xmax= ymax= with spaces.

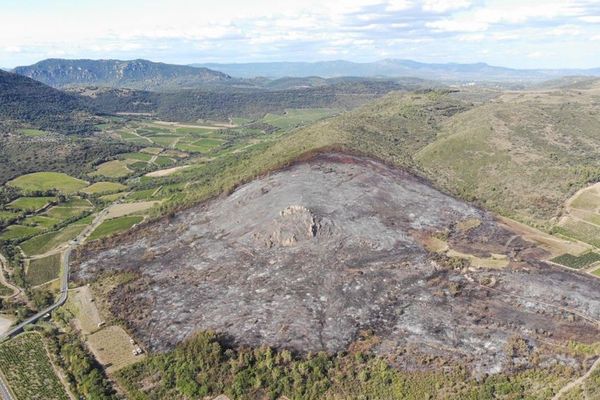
xmin=14 ymin=59 xmax=232 ymax=91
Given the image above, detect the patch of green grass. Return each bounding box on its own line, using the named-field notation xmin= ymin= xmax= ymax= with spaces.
xmin=0 ymin=225 xmax=43 ymax=241
xmin=127 ymin=188 xmax=160 ymax=201
xmin=571 ymin=191 xmax=600 ymax=211
xmin=0 ymin=333 xmax=69 ymax=400
xmin=0 ymin=210 xmax=21 ymax=224
xmin=43 ymin=206 xmax=88 ymax=221
xmin=21 ymin=215 xmax=60 ymax=229
xmin=128 ymin=161 xmax=149 ymax=171
xmin=551 ymin=252 xmax=600 ymax=269
xmin=150 ymin=136 xmax=180 ymax=147
xmin=7 ymin=172 xmax=88 ymax=194
xmin=90 ymin=160 xmax=132 ymax=178
xmin=82 ymin=182 xmax=127 ymax=195
xmin=191 ymin=138 xmax=223 ymax=152
xmin=592 ymin=267 xmax=600 ymax=277
xmin=20 ymin=223 xmax=87 ymax=256
xmin=88 ymin=216 xmax=143 ymax=241
xmin=99 ymin=192 xmax=128 ymax=202
xmin=27 ymin=253 xmax=61 ymax=286
xmin=120 ymin=152 xmax=153 ymax=162
xmin=7 ymin=196 xmax=56 ymax=212
xmin=153 ymin=156 xmax=175 ymax=167
xmin=19 ymin=128 xmax=48 ymax=137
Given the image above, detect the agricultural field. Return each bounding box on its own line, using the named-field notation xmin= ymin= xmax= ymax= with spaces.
xmin=20 ymin=222 xmax=87 ymax=256
xmin=551 ymin=252 xmax=600 ymax=269
xmin=21 ymin=215 xmax=60 ymax=230
xmin=26 ymin=253 xmax=62 ymax=286
xmin=7 ymin=172 xmax=88 ymax=194
xmin=0 ymin=333 xmax=70 ymax=400
xmin=81 ymin=181 xmax=126 ymax=195
xmin=90 ymin=160 xmax=132 ymax=178
xmin=88 ymin=215 xmax=143 ymax=241
xmin=87 ymin=325 xmax=145 ymax=373
xmin=555 ymin=183 xmax=600 ymax=248
xmin=0 ymin=224 xmax=43 ymax=241
xmin=7 ymin=196 xmax=55 ymax=212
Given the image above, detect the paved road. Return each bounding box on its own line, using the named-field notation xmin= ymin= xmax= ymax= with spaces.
xmin=0 ymin=208 xmax=109 ymax=341
xmin=0 ymin=373 xmax=13 ymax=400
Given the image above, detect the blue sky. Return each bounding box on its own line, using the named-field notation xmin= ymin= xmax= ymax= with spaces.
xmin=1 ymin=0 xmax=600 ymax=68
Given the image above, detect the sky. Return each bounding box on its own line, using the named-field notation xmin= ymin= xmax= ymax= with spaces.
xmin=1 ymin=0 xmax=600 ymax=69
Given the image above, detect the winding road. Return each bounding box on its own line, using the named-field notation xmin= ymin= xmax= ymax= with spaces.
xmin=0 ymin=208 xmax=109 ymax=341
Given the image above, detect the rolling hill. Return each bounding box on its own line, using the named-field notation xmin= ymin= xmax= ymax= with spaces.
xmin=14 ymin=59 xmax=232 ymax=90
xmin=0 ymin=69 xmax=95 ymax=134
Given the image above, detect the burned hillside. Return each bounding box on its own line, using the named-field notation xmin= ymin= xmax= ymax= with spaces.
xmin=73 ymin=153 xmax=600 ymax=375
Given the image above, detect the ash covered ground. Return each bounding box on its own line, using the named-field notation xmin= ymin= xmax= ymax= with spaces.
xmin=74 ymin=153 xmax=600 ymax=374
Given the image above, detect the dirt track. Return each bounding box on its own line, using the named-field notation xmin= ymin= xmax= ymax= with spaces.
xmin=73 ymin=153 xmax=600 ymax=375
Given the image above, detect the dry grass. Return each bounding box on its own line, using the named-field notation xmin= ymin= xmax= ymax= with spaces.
xmin=66 ymin=286 xmax=102 ymax=334
xmin=144 ymin=165 xmax=189 ymax=177
xmin=87 ymin=325 xmax=144 ymax=373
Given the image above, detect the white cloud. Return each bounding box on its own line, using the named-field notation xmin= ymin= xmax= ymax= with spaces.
xmin=579 ymin=15 xmax=600 ymax=23
xmin=422 ymin=0 xmax=471 ymax=13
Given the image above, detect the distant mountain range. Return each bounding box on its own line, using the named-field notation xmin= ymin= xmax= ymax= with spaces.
xmin=14 ymin=59 xmax=231 ymax=90
xmin=0 ymin=69 xmax=94 ymax=133
xmin=192 ymin=59 xmax=600 ymax=82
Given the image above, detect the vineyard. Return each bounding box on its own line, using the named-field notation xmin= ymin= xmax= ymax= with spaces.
xmin=0 ymin=333 xmax=69 ymax=400
xmin=551 ymin=252 xmax=600 ymax=269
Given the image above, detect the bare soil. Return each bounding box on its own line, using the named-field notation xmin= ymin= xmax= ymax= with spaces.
xmin=73 ymin=153 xmax=600 ymax=376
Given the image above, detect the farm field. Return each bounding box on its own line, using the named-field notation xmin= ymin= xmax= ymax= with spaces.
xmin=554 ymin=182 xmax=600 ymax=247
xmin=26 ymin=253 xmax=62 ymax=286
xmin=551 ymin=252 xmax=600 ymax=269
xmin=0 ymin=224 xmax=43 ymax=241
xmin=88 ymin=215 xmax=143 ymax=241
xmin=87 ymin=325 xmax=144 ymax=373
xmin=20 ymin=222 xmax=87 ymax=256
xmin=7 ymin=172 xmax=88 ymax=194
xmin=7 ymin=196 xmax=55 ymax=212
xmin=0 ymin=333 xmax=70 ymax=400
xmin=21 ymin=215 xmax=60 ymax=229
xmin=0 ymin=211 xmax=20 ymax=224
xmin=90 ymin=160 xmax=132 ymax=178
xmin=81 ymin=181 xmax=126 ymax=195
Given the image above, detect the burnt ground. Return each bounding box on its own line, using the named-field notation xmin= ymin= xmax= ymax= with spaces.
xmin=73 ymin=153 xmax=600 ymax=375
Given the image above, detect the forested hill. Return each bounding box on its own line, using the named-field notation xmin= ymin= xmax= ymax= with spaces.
xmin=0 ymin=69 xmax=95 ymax=134
xmin=14 ymin=59 xmax=232 ymax=91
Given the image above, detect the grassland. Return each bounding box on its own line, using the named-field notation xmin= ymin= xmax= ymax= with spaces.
xmin=88 ymin=216 xmax=143 ymax=241
xmin=26 ymin=253 xmax=62 ymax=286
xmin=64 ymin=286 xmax=103 ymax=334
xmin=22 ymin=215 xmax=60 ymax=229
xmin=81 ymin=181 xmax=126 ymax=195
xmin=7 ymin=172 xmax=88 ymax=194
xmin=7 ymin=196 xmax=55 ymax=212
xmin=0 ymin=211 xmax=20 ymax=224
xmin=0 ymin=333 xmax=69 ymax=400
xmin=20 ymin=222 xmax=87 ymax=256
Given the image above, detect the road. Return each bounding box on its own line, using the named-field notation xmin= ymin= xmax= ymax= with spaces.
xmin=0 ymin=208 xmax=110 ymax=341
xmin=552 ymin=356 xmax=600 ymax=399
xmin=0 ymin=373 xmax=13 ymax=400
